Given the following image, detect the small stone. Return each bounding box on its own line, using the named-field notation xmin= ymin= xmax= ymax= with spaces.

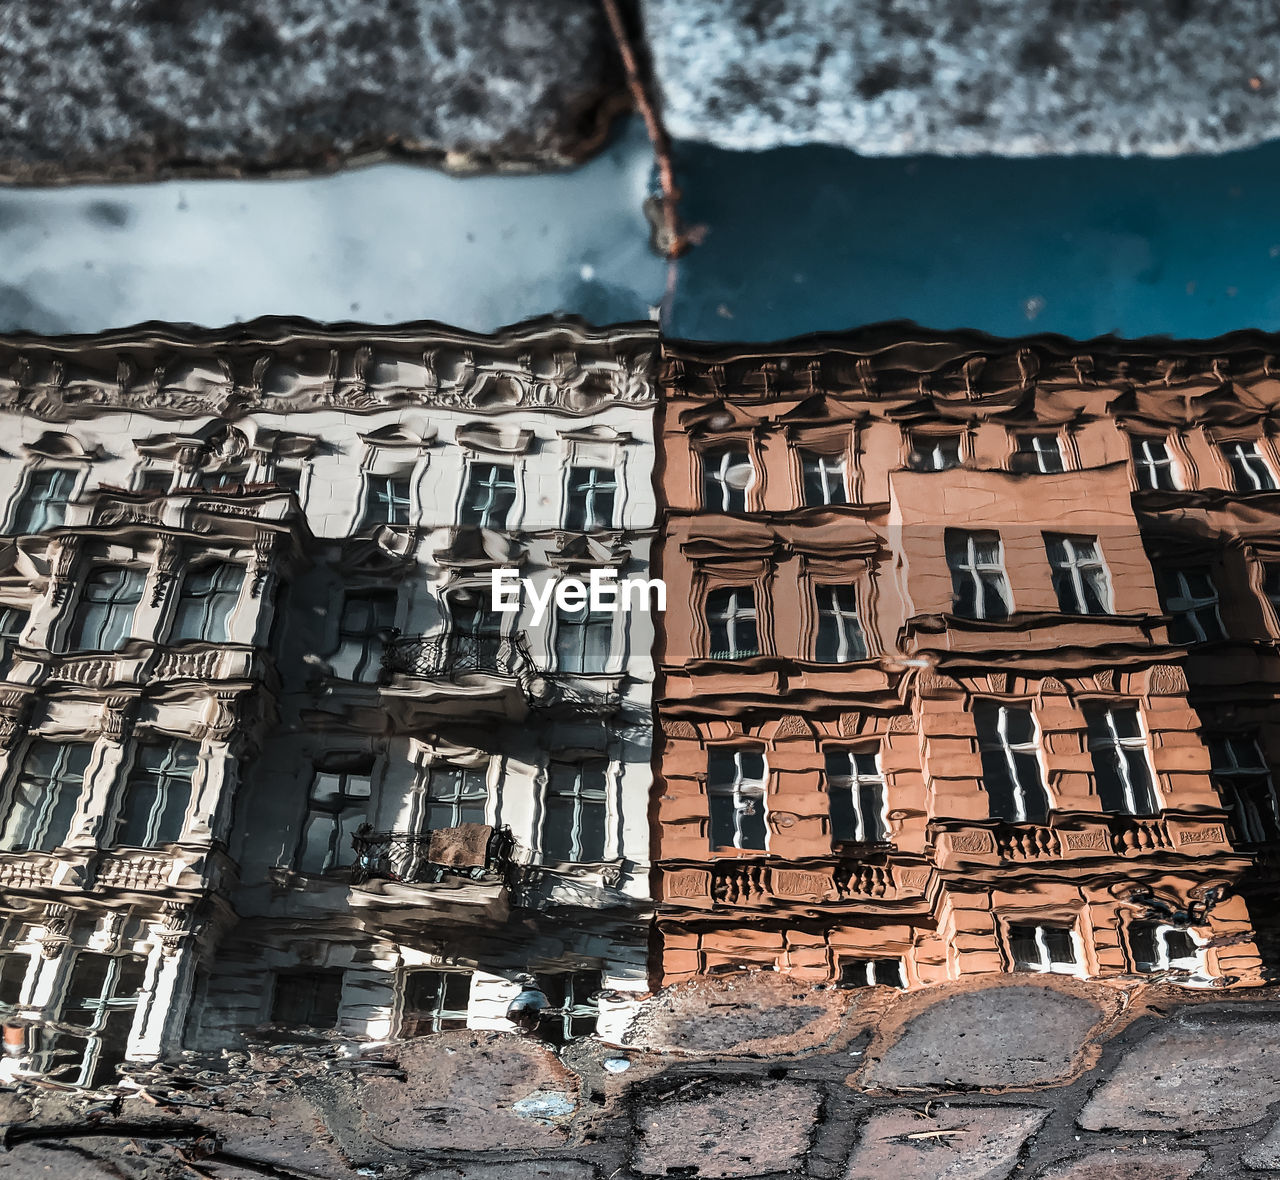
xmin=1034 ymin=1148 xmax=1207 ymax=1179
xmin=632 ymin=1078 xmax=820 ymax=1178
xmin=602 ymin=1057 xmax=631 ymax=1073
xmin=1079 ymin=1018 xmax=1280 ymax=1133
xmin=844 ymin=1104 xmax=1048 ymax=1180
xmin=862 ymin=984 xmax=1105 ymax=1090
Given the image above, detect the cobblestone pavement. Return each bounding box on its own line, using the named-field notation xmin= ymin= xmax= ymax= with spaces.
xmin=2 ymin=976 xmax=1280 ymax=1178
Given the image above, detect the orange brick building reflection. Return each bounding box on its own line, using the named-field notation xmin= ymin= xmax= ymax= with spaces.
xmin=652 ymin=331 xmax=1277 ymax=990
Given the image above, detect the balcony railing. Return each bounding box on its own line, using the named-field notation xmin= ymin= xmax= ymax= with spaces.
xmin=382 ymin=634 xmax=533 ymax=682
xmin=349 ymin=825 xmax=515 ymax=886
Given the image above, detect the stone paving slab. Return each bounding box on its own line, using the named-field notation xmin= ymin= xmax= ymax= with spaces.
xmin=861 ymin=984 xmax=1106 ymax=1090
xmin=1033 ymin=1147 xmax=1208 ymax=1179
xmin=1078 ymin=1017 xmax=1280 ymax=1132
xmin=410 ymin=1162 xmax=599 ymax=1180
xmin=844 ymin=1103 xmax=1048 ymax=1180
xmin=644 ymin=0 xmax=1280 ymax=157
xmin=631 ymin=1077 xmax=821 ymax=1178
xmin=0 ymin=0 xmax=626 ymax=182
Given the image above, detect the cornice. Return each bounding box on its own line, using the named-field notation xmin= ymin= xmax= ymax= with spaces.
xmin=0 ymin=315 xmax=658 ymax=423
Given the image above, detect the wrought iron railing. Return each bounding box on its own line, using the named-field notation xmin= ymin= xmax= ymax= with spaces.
xmin=381 ymin=634 xmax=532 ymax=680
xmin=349 ymin=826 xmax=515 ymax=886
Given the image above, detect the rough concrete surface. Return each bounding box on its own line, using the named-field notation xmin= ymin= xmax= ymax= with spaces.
xmin=1077 ymin=1015 xmax=1280 ymax=1133
xmin=0 ymin=0 xmax=627 ymax=183
xmin=3 ymin=982 xmax=1280 ymax=1178
xmin=844 ymin=1104 xmax=1048 ymax=1180
xmin=644 ymin=0 xmax=1280 ymax=156
xmin=861 ymin=984 xmax=1106 ymax=1090
xmin=631 ymin=1078 xmax=822 ymax=1178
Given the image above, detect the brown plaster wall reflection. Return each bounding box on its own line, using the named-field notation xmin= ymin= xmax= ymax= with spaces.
xmin=653 ymin=330 xmax=1280 ymax=992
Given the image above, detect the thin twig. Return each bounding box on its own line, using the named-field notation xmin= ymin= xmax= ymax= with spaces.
xmin=599 ymin=0 xmax=689 ymax=261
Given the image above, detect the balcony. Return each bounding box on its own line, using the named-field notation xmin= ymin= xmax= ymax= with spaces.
xmin=657 ymin=857 xmax=934 ymax=912
xmin=9 ymin=641 xmax=267 ymax=693
xmin=80 ymin=484 xmax=301 ymax=535
xmin=0 ymin=844 xmax=238 ymax=900
xmin=346 ymin=824 xmax=517 ymax=931
xmin=378 ymin=633 xmax=620 ymax=721
xmin=930 ymin=811 xmax=1244 ymax=872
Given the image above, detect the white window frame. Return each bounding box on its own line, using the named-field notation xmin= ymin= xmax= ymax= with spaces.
xmin=1132 ymin=437 xmax=1179 ymax=491
xmin=1221 ymin=440 xmax=1277 ymax=492
xmin=976 ymin=702 xmax=1050 ymax=823
xmin=1008 ymin=922 xmax=1082 ymax=975
xmin=838 ymin=957 xmax=905 ymax=988
xmin=707 ymin=748 xmax=768 ymax=851
xmin=1086 ymin=706 xmax=1160 ymax=815
xmin=1013 ymin=433 xmax=1065 ymax=474
xmin=814 ymin=585 xmax=868 ymax=663
xmin=705 ymin=586 xmax=759 ymax=659
xmin=945 ymin=530 xmax=1013 ymax=620
xmin=542 ymin=760 xmax=610 ymax=863
xmin=799 ymin=450 xmax=848 ymax=506
xmin=1130 ymin=921 xmax=1202 ymax=973
xmin=908 ymin=433 xmax=962 ymax=472
xmin=824 ymin=750 xmax=888 ymax=843
xmin=1045 ymin=534 xmax=1113 ymax=614
xmin=9 ymin=466 xmax=79 ymax=534
xmin=702 ymin=447 xmax=754 ymax=512
xmin=1158 ymin=567 xmax=1225 ymax=644
xmin=564 ymin=466 xmax=618 ymax=531
xmin=168 ymin=561 xmax=245 ymax=645
xmin=113 ymin=740 xmax=199 ymax=849
xmin=400 ymin=969 xmax=473 ymax=1035
xmin=362 ymin=473 xmax=413 ymax=527
xmin=295 ymin=759 xmax=374 ymax=875
xmin=460 ymin=461 xmax=518 ymax=529
xmin=554 ymin=600 xmax=614 ymax=675
xmin=67 ymin=564 xmax=147 ymax=652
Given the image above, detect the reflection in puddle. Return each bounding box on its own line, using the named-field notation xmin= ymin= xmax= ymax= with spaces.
xmin=0 ymin=318 xmax=1275 ymax=1099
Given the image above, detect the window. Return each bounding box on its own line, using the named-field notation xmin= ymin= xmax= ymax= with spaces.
xmin=296 ymin=756 xmax=373 ymax=874
xmin=975 ymin=701 xmax=1050 ymax=823
xmin=908 ymin=433 xmax=961 ymax=472
xmin=1045 ymin=534 xmax=1112 ymax=614
xmin=198 ymin=466 xmax=248 ymax=491
xmin=0 ymin=606 xmax=28 ymax=679
xmin=705 ymin=587 xmax=759 ymax=659
xmin=1156 ymin=567 xmax=1225 ymax=644
xmin=0 ymin=741 xmax=91 ymax=853
xmin=137 ymin=467 xmax=172 ymax=494
xmin=460 ymin=462 xmax=517 ymax=529
xmin=824 ymin=750 xmax=887 ymax=843
xmin=1209 ymin=735 xmax=1280 ymax=844
xmin=68 ymin=565 xmax=146 ymax=651
xmin=273 ymin=465 xmax=303 ymax=494
xmin=113 ymin=741 xmax=198 ymax=848
xmin=542 ymin=761 xmax=608 ymax=862
xmin=1011 ymin=433 xmax=1065 ymax=474
xmin=424 ymin=763 xmax=488 ymax=830
xmin=707 ymin=748 xmax=768 ymax=851
xmin=169 ymin=562 xmax=243 ymax=644
xmin=800 ymin=450 xmax=847 ymax=506
xmin=362 ymin=474 xmax=412 ymax=527
xmin=400 ymin=970 xmax=471 ymax=1036
xmin=1221 ymin=441 xmax=1277 ymax=492
xmin=555 ymin=602 xmax=612 ymax=674
xmin=539 ymin=970 xmax=602 ymax=1043
xmin=945 ymin=530 xmax=1012 ymax=620
xmin=814 ymin=586 xmax=867 ymax=663
xmin=0 ymin=953 xmax=28 ymax=1007
xmin=10 ymin=468 xmax=76 ymax=534
xmin=838 ymin=958 xmax=905 ymax=988
xmin=450 ymin=595 xmax=505 ymax=669
xmin=1263 ymin=564 xmax=1280 ymax=622
xmin=270 ymin=969 xmax=343 ymax=1029
xmin=702 ymin=447 xmax=753 ymax=512
xmin=564 ymin=467 xmax=616 ymax=531
xmin=1131 ymin=437 xmax=1178 ymax=490
xmin=331 ymin=590 xmax=396 ymax=682
xmin=1129 ymin=922 xmax=1200 ymax=973
xmin=1085 ymin=706 xmax=1158 ymax=815
xmin=1008 ymin=923 xmax=1078 ymax=974
xmin=41 ymin=953 xmax=146 ymax=1089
